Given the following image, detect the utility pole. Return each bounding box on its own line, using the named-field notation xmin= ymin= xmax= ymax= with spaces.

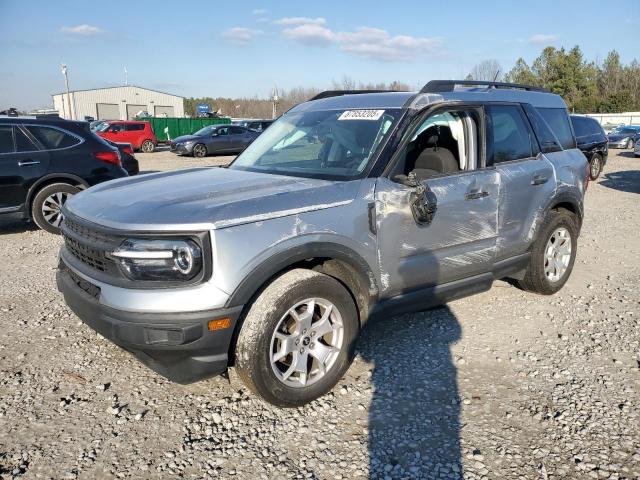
xmin=61 ymin=64 xmax=72 ymax=119
xmin=124 ymin=67 xmax=128 ymax=86
xmin=271 ymin=86 xmax=279 ymax=119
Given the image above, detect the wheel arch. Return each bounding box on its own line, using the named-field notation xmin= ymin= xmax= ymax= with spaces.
xmin=531 ymin=191 xmax=584 ymax=243
xmin=26 ymin=174 xmax=89 ymax=217
xmin=225 ymin=243 xmax=379 ymax=365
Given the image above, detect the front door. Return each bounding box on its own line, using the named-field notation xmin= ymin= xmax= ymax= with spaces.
xmin=375 ymin=171 xmax=499 ymax=298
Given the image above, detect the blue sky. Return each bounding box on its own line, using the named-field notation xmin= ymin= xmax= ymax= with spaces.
xmin=1 ymin=0 xmax=638 ymax=110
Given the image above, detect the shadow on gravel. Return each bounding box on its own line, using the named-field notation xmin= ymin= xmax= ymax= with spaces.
xmin=599 ymin=170 xmax=640 ymax=194
xmin=615 ymin=151 xmax=638 ymax=158
xmin=358 ymin=306 xmax=462 ymax=479
xmin=0 ymin=217 xmax=37 ymax=235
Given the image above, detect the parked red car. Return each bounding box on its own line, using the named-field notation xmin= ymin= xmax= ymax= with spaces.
xmin=95 ymin=121 xmax=157 ymax=152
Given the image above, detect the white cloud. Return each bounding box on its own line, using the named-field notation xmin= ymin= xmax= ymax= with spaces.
xmin=252 ymin=8 xmax=267 ymax=15
xmin=282 ymin=24 xmax=335 ymax=46
xmin=221 ymin=27 xmax=262 ymax=46
xmin=529 ymin=34 xmax=558 ymax=45
xmin=275 ymin=18 xmax=441 ymax=61
xmin=273 ymin=17 xmax=326 ymax=26
xmin=337 ymin=28 xmax=441 ymax=61
xmin=60 ymin=24 xmax=104 ymax=35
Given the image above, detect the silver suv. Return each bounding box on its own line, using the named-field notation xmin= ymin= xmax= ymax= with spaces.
xmin=57 ymin=80 xmax=588 ymax=407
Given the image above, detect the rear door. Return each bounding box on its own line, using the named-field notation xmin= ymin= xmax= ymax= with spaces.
xmin=124 ymin=122 xmax=145 ymax=148
xmin=487 ymin=104 xmax=555 ymax=261
xmin=228 ymin=126 xmax=248 ymax=151
xmin=0 ymin=125 xmax=49 ymax=211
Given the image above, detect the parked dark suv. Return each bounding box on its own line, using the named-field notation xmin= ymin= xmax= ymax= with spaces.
xmin=570 ymin=115 xmax=608 ymax=180
xmin=0 ymin=116 xmax=128 ymax=233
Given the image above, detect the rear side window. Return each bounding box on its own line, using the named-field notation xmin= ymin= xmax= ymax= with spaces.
xmin=487 ymin=105 xmax=539 ymax=165
xmin=26 ymin=126 xmax=81 ymax=150
xmin=15 ymin=127 xmax=38 ymax=152
xmin=571 ymin=116 xmax=591 ymax=137
xmin=0 ymin=126 xmax=14 ymax=153
xmin=126 ymin=123 xmax=145 ymax=131
xmin=537 ymin=108 xmax=576 ymax=150
xmin=230 ymin=126 xmax=245 ymax=135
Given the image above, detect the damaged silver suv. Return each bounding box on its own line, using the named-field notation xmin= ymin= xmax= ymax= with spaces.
xmin=57 ymin=80 xmax=588 ymax=407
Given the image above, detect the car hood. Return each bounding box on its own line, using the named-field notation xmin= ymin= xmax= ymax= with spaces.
xmin=65 ymin=167 xmax=360 ymax=231
xmin=172 ymin=134 xmax=201 ymax=143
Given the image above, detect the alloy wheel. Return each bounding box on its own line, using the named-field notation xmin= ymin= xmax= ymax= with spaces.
xmin=193 ymin=145 xmax=206 ymax=157
xmin=590 ymin=157 xmax=601 ymax=178
xmin=270 ymin=298 xmax=344 ymax=388
xmin=544 ymin=227 xmax=572 ymax=282
xmin=142 ymin=141 xmax=154 ymax=153
xmin=41 ymin=191 xmax=69 ymax=228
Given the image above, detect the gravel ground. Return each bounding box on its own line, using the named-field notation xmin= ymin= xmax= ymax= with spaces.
xmin=0 ymin=150 xmax=638 ymax=479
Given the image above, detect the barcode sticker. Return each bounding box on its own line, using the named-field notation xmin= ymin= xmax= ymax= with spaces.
xmin=338 ymin=110 xmax=385 ymax=121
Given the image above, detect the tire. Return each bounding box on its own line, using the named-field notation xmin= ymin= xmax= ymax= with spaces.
xmin=141 ymin=140 xmax=155 ymax=153
xmin=589 ymin=153 xmax=603 ymax=180
xmin=31 ymin=183 xmax=80 ymax=234
xmin=517 ymin=209 xmax=579 ymax=295
xmin=193 ymin=143 xmax=207 ymax=158
xmin=235 ymin=269 xmax=359 ymax=407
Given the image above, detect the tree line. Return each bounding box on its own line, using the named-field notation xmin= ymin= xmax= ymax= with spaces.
xmin=471 ymin=47 xmax=639 ymax=113
xmin=183 ymin=46 xmax=639 ymax=118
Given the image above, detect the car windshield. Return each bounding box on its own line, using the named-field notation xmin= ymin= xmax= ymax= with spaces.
xmin=193 ymin=126 xmax=216 ymax=136
xmin=229 ymin=108 xmax=402 ymax=180
xmin=94 ymin=123 xmax=111 ymax=132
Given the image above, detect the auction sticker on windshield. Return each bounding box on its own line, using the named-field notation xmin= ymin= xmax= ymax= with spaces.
xmin=338 ymin=110 xmax=385 ymax=121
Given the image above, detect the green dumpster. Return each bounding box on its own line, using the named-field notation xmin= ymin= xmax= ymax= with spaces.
xmin=139 ymin=117 xmax=231 ymax=143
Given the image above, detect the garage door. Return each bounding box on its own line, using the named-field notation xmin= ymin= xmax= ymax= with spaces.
xmin=96 ymin=103 xmax=120 ymax=120
xmin=154 ymin=105 xmax=174 ymax=117
xmin=126 ymin=104 xmax=147 ymax=119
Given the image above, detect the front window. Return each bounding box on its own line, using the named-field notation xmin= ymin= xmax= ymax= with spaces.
xmin=230 ymin=108 xmax=401 ymax=180
xmin=193 ymin=125 xmax=216 ymax=136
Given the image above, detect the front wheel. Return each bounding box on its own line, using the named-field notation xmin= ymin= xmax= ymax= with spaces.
xmin=589 ymin=153 xmax=603 ymax=180
xmin=31 ymin=183 xmax=80 ymax=234
xmin=628 ymin=138 xmax=635 ymax=149
xmin=235 ymin=269 xmax=359 ymax=407
xmin=517 ymin=209 xmax=579 ymax=295
xmin=192 ymin=143 xmax=207 ymax=158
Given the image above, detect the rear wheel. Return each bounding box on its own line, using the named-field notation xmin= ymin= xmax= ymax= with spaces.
xmin=193 ymin=143 xmax=207 ymax=158
xmin=517 ymin=209 xmax=579 ymax=295
xmin=31 ymin=183 xmax=80 ymax=234
xmin=235 ymin=269 xmax=359 ymax=407
xmin=141 ymin=140 xmax=155 ymax=153
xmin=589 ymin=153 xmax=603 ymax=180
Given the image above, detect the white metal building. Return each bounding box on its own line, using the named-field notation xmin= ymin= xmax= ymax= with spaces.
xmin=52 ymin=85 xmax=184 ymax=120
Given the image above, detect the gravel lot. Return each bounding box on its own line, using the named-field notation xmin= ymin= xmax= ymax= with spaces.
xmin=0 ymin=150 xmax=638 ymax=479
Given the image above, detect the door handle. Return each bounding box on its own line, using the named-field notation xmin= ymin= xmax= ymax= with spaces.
xmin=531 ymin=174 xmax=549 ymax=185
xmin=465 ymin=190 xmax=489 ymax=200
xmin=18 ymin=160 xmax=40 ymax=167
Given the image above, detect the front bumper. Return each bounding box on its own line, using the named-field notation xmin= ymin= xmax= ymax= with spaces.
xmin=169 ymin=142 xmax=194 ymax=155
xmin=56 ymin=262 xmax=242 ymax=384
xmin=608 ymin=140 xmax=629 ymax=148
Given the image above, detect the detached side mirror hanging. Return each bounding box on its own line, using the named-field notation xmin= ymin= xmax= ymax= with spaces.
xmin=406 ymin=172 xmax=437 ymax=225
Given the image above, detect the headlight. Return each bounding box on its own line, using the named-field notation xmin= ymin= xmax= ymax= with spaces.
xmin=109 ymin=238 xmax=203 ymax=281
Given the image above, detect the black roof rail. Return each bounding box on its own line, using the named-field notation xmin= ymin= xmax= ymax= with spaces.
xmin=420 ymin=80 xmax=549 ymax=94
xmin=309 ymin=89 xmax=401 ymax=101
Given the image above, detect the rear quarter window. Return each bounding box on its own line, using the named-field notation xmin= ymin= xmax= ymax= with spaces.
xmin=537 ymin=108 xmax=576 ymax=150
xmin=25 ymin=126 xmax=81 ymax=150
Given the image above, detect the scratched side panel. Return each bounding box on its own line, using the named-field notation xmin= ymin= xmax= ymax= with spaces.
xmin=211 ymin=179 xmax=379 ymax=298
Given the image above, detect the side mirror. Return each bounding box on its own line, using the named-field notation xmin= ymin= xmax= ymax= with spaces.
xmin=400 ymin=172 xmax=437 ymax=225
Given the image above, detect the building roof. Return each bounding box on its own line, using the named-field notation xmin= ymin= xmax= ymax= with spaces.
xmin=52 ymin=84 xmax=184 ymax=98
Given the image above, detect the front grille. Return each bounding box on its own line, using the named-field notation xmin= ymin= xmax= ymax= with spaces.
xmin=61 ymin=216 xmax=121 ymax=275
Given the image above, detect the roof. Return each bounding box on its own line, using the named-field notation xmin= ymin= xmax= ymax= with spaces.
xmin=290 ymin=87 xmax=567 ymax=113
xmin=52 ymin=84 xmax=184 ymax=98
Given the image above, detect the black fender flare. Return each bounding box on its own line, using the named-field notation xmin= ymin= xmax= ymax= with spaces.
xmin=225 ymin=242 xmax=378 ymax=314
xmin=532 ymin=190 xmax=584 ymax=241
xmin=26 ymin=173 xmax=90 ymax=213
